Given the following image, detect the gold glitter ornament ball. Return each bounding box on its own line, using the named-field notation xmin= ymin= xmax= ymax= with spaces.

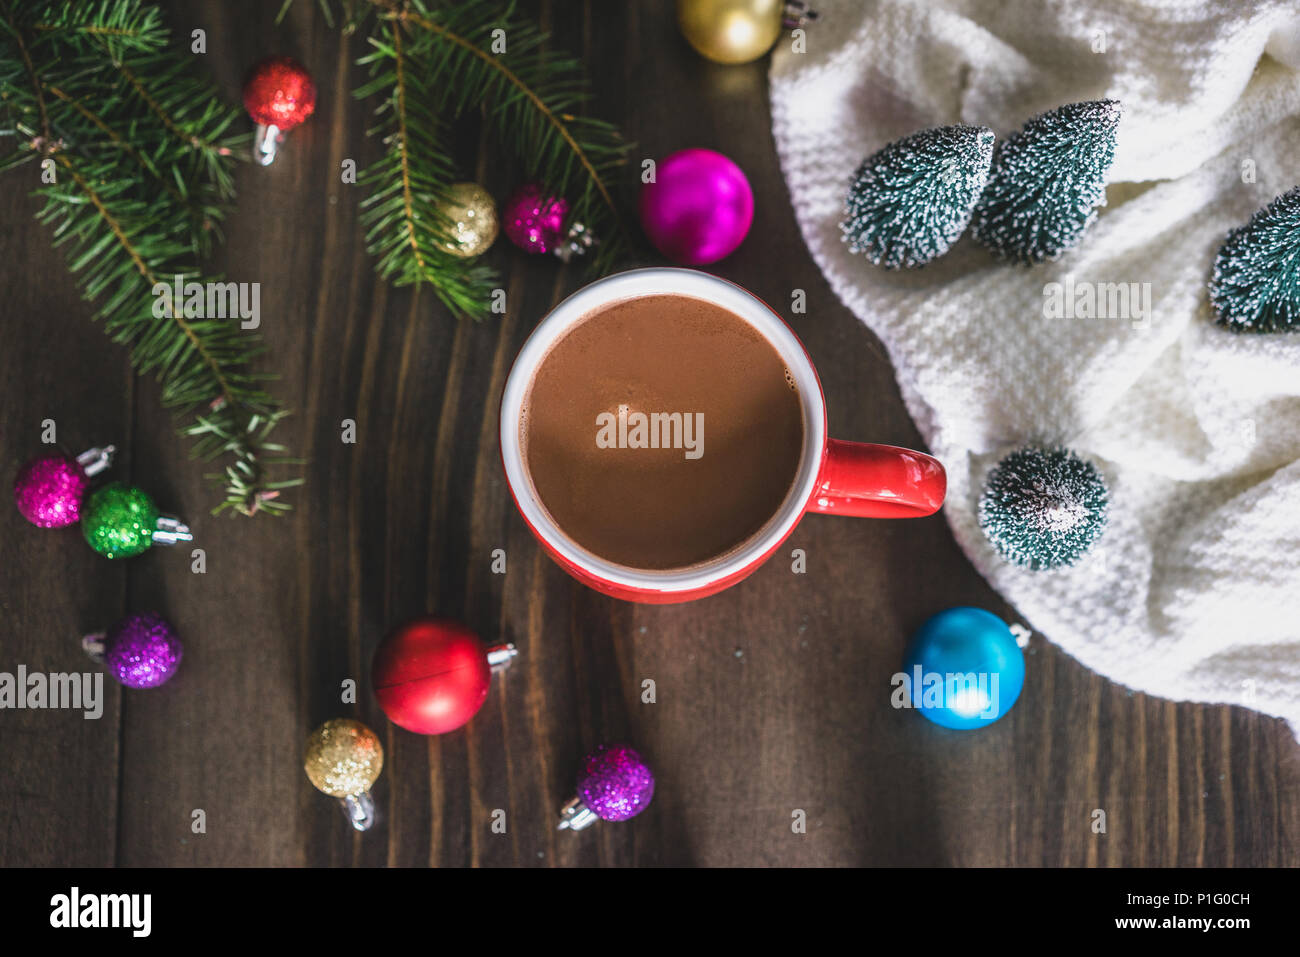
xmin=304 ymin=718 xmax=383 ymax=797
xmin=677 ymin=0 xmax=784 ymax=65
xmin=438 ymin=182 xmax=499 ymax=258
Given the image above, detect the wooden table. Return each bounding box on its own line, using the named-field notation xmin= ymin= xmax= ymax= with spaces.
xmin=2 ymin=0 xmax=1297 ymax=868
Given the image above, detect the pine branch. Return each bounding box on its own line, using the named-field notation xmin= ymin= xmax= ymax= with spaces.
xmin=353 ymin=17 xmax=499 ymax=314
xmin=1 ymin=0 xmax=300 ymax=517
xmin=391 ymin=0 xmax=627 ymax=260
xmin=32 ymin=0 xmax=167 ymax=48
xmin=287 ymin=0 xmax=632 ymax=318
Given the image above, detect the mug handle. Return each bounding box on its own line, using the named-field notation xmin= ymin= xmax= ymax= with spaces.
xmin=807 ymin=439 xmax=946 ymax=518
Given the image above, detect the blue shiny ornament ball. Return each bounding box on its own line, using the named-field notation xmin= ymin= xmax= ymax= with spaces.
xmin=901 ymin=607 xmax=1025 ymax=730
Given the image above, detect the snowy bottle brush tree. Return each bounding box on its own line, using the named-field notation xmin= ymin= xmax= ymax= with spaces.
xmin=841 ymin=124 xmax=995 ymax=269
xmin=1210 ymin=186 xmax=1300 ymax=333
xmin=978 ymin=446 xmax=1109 ymax=571
xmin=972 ymin=100 xmax=1122 ymax=264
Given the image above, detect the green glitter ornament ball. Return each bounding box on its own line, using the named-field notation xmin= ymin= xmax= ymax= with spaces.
xmin=978 ymin=447 xmax=1108 ymax=571
xmin=1210 ymin=186 xmax=1300 ymax=333
xmin=841 ymin=124 xmax=996 ymax=269
xmin=972 ymin=100 xmax=1122 ymax=264
xmin=82 ymin=482 xmax=160 ymax=559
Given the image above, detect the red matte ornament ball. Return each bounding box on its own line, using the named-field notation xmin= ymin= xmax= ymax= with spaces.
xmin=371 ymin=618 xmax=491 ymax=734
xmin=242 ymin=56 xmax=317 ymax=130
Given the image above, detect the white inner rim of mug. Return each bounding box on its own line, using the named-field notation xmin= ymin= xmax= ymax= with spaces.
xmin=500 ymin=267 xmax=827 ymax=594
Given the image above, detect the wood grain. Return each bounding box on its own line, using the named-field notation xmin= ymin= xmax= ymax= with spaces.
xmin=1 ymin=0 xmax=1297 ymax=868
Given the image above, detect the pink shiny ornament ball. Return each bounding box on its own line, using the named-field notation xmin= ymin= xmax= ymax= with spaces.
xmin=503 ymin=183 xmax=571 ymax=255
xmin=639 ymin=148 xmax=753 ymax=265
xmin=14 ymin=454 xmax=88 ymax=528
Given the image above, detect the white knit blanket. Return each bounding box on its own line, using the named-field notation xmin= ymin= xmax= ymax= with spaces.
xmin=770 ymin=0 xmax=1300 ymax=735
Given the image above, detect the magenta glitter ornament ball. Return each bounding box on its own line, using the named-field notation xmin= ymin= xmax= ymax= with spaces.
xmin=639 ymin=148 xmax=753 ymax=265
xmin=503 ymin=182 xmax=570 ymax=255
xmin=14 ymin=454 xmax=88 ymax=527
xmin=101 ymin=612 xmax=182 ymax=689
xmin=576 ymin=743 xmax=655 ymax=822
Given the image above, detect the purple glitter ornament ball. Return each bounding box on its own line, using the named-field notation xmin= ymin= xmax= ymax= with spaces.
xmin=576 ymin=743 xmax=655 ymax=822
xmin=502 ymin=183 xmax=570 ymax=255
xmin=14 ymin=454 xmax=88 ymax=528
xmin=103 ymin=612 xmax=182 ymax=689
xmin=639 ymin=148 xmax=753 ymax=265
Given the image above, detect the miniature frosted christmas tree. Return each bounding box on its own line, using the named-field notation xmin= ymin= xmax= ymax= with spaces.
xmin=841 ymin=124 xmax=996 ymax=269
xmin=1210 ymin=186 xmax=1300 ymax=333
xmin=979 ymin=446 xmax=1109 ymax=570
xmin=972 ymin=100 xmax=1122 ymax=264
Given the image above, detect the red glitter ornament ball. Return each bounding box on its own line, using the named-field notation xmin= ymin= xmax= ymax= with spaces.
xmin=372 ymin=618 xmax=492 ymax=735
xmin=242 ymin=56 xmax=317 ymax=130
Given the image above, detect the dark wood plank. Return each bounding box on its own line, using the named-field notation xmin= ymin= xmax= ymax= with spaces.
xmin=0 ymin=182 xmax=128 ymax=868
xmin=1 ymin=0 xmax=1297 ymax=868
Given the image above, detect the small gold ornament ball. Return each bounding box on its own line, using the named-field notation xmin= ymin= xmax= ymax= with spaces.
xmin=677 ymin=0 xmax=784 ymax=65
xmin=439 ymin=182 xmax=499 ymax=258
xmin=304 ymin=718 xmax=384 ymax=798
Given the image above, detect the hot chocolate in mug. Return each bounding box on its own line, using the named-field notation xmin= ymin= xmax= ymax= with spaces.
xmin=500 ymin=268 xmax=947 ymax=603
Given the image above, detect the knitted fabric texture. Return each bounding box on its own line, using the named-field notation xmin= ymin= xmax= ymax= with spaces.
xmin=770 ymin=0 xmax=1300 ymax=735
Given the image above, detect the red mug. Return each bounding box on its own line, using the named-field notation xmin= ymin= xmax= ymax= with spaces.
xmin=499 ymin=268 xmax=946 ymax=603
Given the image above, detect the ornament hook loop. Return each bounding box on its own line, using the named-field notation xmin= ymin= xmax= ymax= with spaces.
xmin=783 ymin=1 xmax=818 ymax=28
xmin=556 ymin=797 xmax=600 ymax=832
xmin=253 ymin=123 xmax=283 ymax=166
xmin=342 ymin=791 xmax=376 ymax=832
xmin=555 ymin=222 xmax=596 ymax=263
xmin=81 ymin=632 xmax=107 ymax=663
xmin=486 ymin=642 xmax=518 ymax=673
xmin=75 ymin=445 xmax=117 ymax=478
xmin=152 ymin=516 xmax=193 ymax=547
